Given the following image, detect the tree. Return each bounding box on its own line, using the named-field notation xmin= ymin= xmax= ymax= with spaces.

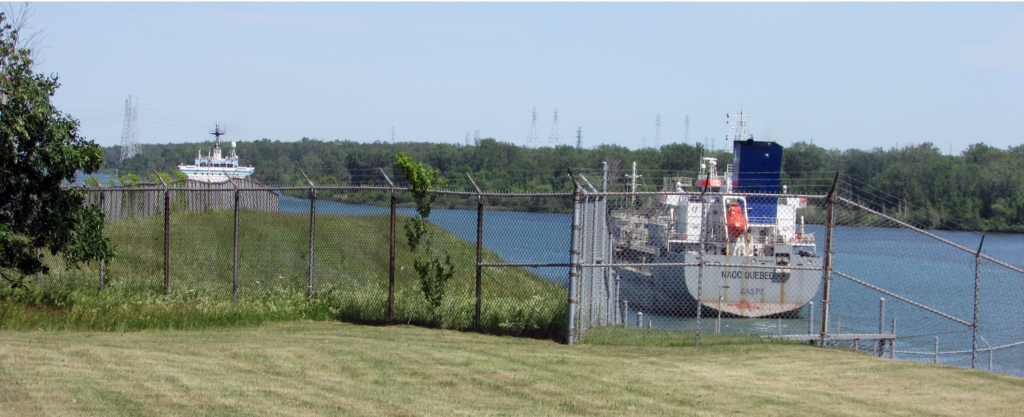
xmin=394 ymin=152 xmax=454 ymax=324
xmin=0 ymin=10 xmax=113 ymax=287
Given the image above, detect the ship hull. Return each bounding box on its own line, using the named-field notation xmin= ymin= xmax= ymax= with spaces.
xmin=617 ymin=251 xmax=822 ymax=318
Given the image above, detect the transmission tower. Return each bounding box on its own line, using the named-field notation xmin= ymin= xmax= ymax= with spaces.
xmin=684 ymin=115 xmax=690 ymax=143
xmin=391 ymin=126 xmax=395 ymax=144
xmin=575 ymin=127 xmax=582 ymax=150
xmin=526 ymin=108 xmax=540 ymax=148
xmin=465 ymin=132 xmax=471 ymax=146
xmin=474 ymin=129 xmax=480 ymax=146
xmin=548 ymin=108 xmax=561 ymax=147
xmin=119 ymin=95 xmax=140 ymax=162
xmin=655 ymin=115 xmax=661 ymax=148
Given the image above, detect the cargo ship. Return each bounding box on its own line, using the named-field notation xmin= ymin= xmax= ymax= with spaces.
xmin=612 ymin=114 xmax=821 ymax=318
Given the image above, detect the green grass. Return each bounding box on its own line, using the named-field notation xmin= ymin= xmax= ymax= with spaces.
xmin=3 ymin=210 xmax=566 ymax=338
xmin=1 ymin=321 xmax=1021 ymax=416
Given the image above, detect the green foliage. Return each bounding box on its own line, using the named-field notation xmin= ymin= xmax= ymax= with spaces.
xmin=395 ymin=152 xmax=456 ymax=323
xmin=0 ymin=12 xmax=113 ymax=288
xmin=102 ymin=125 xmax=1024 ymax=232
xmin=172 ymin=170 xmax=187 ymax=184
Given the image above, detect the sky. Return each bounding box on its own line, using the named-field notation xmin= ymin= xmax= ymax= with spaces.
xmin=23 ymin=2 xmax=1024 ymax=153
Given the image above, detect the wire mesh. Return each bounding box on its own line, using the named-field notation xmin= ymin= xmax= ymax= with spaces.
xmin=38 ymin=176 xmax=1024 ymax=377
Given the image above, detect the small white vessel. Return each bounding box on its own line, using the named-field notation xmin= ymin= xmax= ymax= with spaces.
xmin=177 ymin=125 xmax=255 ymax=182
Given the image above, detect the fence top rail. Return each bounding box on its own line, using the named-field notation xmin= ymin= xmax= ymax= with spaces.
xmin=69 ymin=184 xmax=826 ymax=199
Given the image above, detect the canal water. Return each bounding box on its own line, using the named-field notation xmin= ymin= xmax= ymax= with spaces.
xmin=288 ymin=196 xmax=1024 ymax=376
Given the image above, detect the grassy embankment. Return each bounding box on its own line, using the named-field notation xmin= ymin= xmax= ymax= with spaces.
xmin=0 ymin=209 xmax=565 ymax=338
xmin=1 ymin=322 xmax=1021 ymax=416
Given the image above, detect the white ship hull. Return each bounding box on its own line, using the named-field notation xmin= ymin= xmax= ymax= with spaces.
xmin=617 ymin=251 xmax=821 ymax=317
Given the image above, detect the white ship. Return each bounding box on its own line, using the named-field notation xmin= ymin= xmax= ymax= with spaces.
xmin=177 ymin=125 xmax=255 ymax=182
xmin=612 ymin=114 xmax=821 ymax=318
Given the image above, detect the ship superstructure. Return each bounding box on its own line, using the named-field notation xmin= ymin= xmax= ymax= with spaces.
xmin=177 ymin=125 xmax=255 ymax=182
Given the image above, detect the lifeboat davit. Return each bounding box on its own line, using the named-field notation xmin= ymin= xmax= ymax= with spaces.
xmin=726 ymin=203 xmax=746 ymax=238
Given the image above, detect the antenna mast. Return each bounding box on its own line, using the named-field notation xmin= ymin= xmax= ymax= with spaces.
xmin=119 ymin=95 xmax=140 ymax=162
xmin=725 ymin=109 xmax=749 ymax=153
xmin=210 ymin=124 xmax=226 ymax=147
xmin=548 ymin=108 xmax=561 ymax=147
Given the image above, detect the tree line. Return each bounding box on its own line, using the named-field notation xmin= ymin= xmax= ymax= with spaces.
xmin=104 ymin=138 xmax=1024 ymax=232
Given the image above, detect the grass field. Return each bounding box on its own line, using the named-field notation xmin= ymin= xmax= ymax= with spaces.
xmin=3 ymin=210 xmax=565 ymax=338
xmin=1 ymin=322 xmax=1021 ymax=416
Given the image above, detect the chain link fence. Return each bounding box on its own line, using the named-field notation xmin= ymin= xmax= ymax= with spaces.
xmin=40 ymin=168 xmax=1024 ymax=378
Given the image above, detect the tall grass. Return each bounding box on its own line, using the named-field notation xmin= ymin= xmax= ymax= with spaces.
xmin=1 ymin=209 xmax=567 ymax=339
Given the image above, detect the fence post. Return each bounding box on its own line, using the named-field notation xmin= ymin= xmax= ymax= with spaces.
xmin=35 ymin=247 xmax=40 ymax=287
xmin=819 ymin=172 xmax=839 ymax=347
xmin=934 ymin=336 xmax=939 ymax=363
xmin=972 ymin=235 xmax=985 ymax=369
xmin=808 ymin=302 xmax=814 ymax=335
xmin=154 ymin=171 xmax=171 ymax=296
xmin=877 ymin=297 xmax=886 ymax=356
xmin=695 ymin=170 xmax=713 ymax=347
xmin=889 ymin=316 xmax=897 ymax=359
xmin=227 ymin=175 xmax=240 ymax=301
xmin=621 ymin=300 xmax=628 ymax=326
xmin=300 ymin=169 xmax=316 ymax=300
xmin=566 ymin=167 xmax=581 ymax=345
xmin=380 ymin=168 xmax=396 ymax=323
xmin=98 ymin=183 xmax=105 ymax=291
xmin=467 ymin=174 xmax=484 ymax=331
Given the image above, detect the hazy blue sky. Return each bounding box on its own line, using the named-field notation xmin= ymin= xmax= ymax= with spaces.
xmin=26 ymin=2 xmax=1024 ymax=153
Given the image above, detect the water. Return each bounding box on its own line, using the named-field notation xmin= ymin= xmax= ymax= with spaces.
xmin=280 ymin=196 xmax=1024 ymax=377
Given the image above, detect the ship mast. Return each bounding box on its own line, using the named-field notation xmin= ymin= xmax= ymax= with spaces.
xmin=625 ymin=161 xmax=642 ymax=219
xmin=725 ymin=110 xmax=750 ymax=153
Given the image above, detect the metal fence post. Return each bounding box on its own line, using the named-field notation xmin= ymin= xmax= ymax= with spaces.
xmin=380 ymin=168 xmax=396 ymax=323
xmin=877 ymin=297 xmax=886 ymax=356
xmin=934 ymin=336 xmax=939 ymax=363
xmin=566 ymin=168 xmax=582 ymax=345
xmin=972 ymin=235 xmax=985 ymax=369
xmin=300 ymin=169 xmax=316 ymax=300
xmin=808 ymin=302 xmax=814 ymax=335
xmin=819 ymin=173 xmax=839 ymax=347
xmin=889 ymin=316 xmax=897 ymax=359
xmin=154 ymin=171 xmax=171 ymax=296
xmin=228 ymin=176 xmax=240 ymax=301
xmin=468 ymin=174 xmax=484 ymax=331
xmin=98 ymin=185 xmax=105 ymax=291
xmin=696 ymin=170 xmax=713 ymax=347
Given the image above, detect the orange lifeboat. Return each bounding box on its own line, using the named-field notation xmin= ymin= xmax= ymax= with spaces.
xmin=726 ymin=203 xmax=746 ymax=238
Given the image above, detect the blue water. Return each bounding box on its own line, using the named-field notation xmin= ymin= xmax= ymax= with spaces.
xmin=279 ymin=196 xmax=1024 ymax=377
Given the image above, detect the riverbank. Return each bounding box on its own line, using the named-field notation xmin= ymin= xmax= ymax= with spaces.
xmin=1 ymin=210 xmax=565 ymax=339
xmin=1 ymin=321 xmax=1021 ymax=416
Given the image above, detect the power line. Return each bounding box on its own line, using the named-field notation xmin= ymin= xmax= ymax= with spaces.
xmin=655 ymin=115 xmax=661 ymax=148
xmin=684 ymin=115 xmax=690 ymax=143
xmin=526 ymin=108 xmax=539 ymax=148
xmin=548 ymin=108 xmax=561 ymax=147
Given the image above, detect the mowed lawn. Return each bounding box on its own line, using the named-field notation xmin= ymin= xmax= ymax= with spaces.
xmin=1 ymin=322 xmax=1021 ymax=416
